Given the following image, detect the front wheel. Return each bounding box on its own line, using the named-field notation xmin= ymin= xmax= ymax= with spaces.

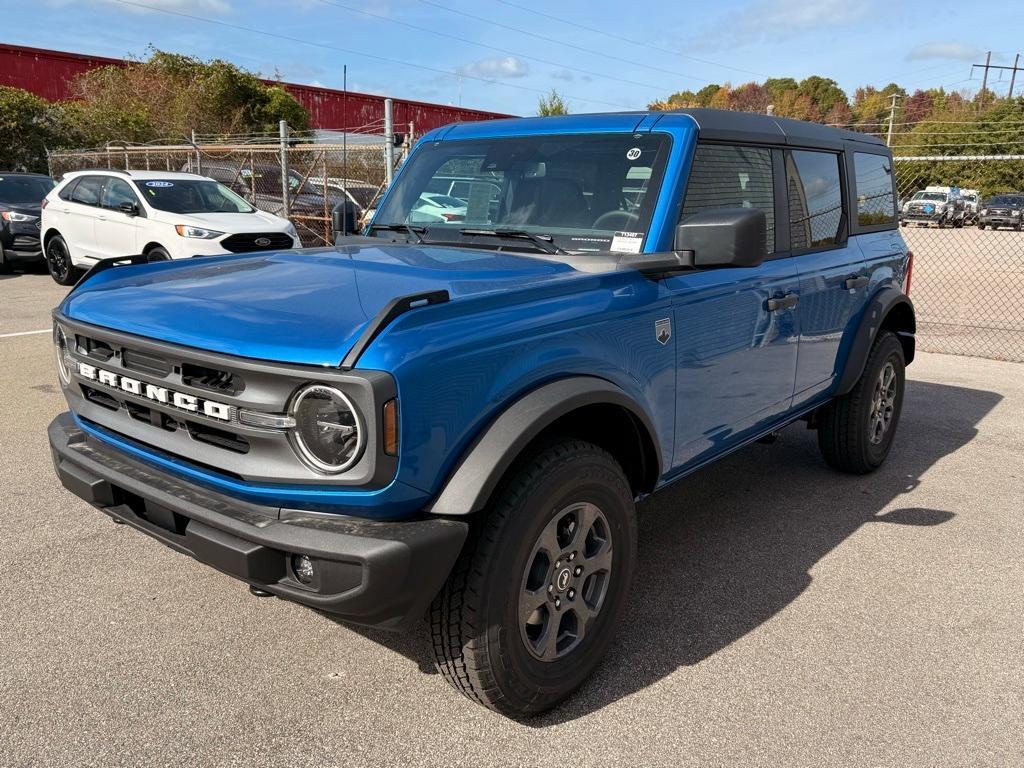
xmin=45 ymin=235 xmax=80 ymax=285
xmin=818 ymin=331 xmax=906 ymax=474
xmin=430 ymin=439 xmax=637 ymax=716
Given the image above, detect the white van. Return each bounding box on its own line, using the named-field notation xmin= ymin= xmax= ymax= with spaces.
xmin=41 ymin=170 xmax=299 ymax=284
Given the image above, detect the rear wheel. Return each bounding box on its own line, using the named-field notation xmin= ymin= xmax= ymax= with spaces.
xmin=45 ymin=235 xmax=80 ymax=285
xmin=818 ymin=331 xmax=905 ymax=474
xmin=431 ymin=439 xmax=637 ymax=716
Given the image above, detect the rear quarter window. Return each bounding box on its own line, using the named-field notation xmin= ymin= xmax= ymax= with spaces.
xmin=853 ymin=152 xmax=896 ymax=227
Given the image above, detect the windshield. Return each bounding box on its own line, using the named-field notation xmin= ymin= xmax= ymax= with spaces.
xmin=989 ymin=195 xmax=1024 ymax=206
xmin=0 ymin=175 xmax=55 ymax=205
xmin=135 ymin=179 xmax=255 ymax=214
xmin=913 ymin=192 xmax=947 ymax=202
xmin=372 ymin=133 xmax=671 ymax=252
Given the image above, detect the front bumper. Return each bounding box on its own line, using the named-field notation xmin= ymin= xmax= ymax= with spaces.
xmin=49 ymin=413 xmax=468 ymax=630
xmin=980 ymin=215 xmax=1021 ymax=227
xmin=1 ymin=228 xmax=42 ymax=261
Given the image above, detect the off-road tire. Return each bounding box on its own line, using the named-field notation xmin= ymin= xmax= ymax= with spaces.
xmin=430 ymin=439 xmax=637 ymax=717
xmin=818 ymin=330 xmax=905 ymax=474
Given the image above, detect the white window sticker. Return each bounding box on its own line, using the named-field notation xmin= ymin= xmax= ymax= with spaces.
xmin=626 ymin=147 xmax=642 ymax=161
xmin=610 ymin=231 xmax=644 ymax=253
xmin=145 ymin=181 xmax=174 ymax=187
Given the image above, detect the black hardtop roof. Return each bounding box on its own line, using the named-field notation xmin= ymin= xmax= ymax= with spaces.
xmin=666 ymin=108 xmax=888 ymax=151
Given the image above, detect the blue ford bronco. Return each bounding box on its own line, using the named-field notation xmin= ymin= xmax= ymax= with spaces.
xmin=49 ymin=109 xmax=914 ymax=716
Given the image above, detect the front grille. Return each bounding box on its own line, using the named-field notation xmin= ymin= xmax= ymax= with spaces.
xmin=220 ymin=232 xmax=294 ymax=253
xmin=59 ymin=318 xmax=394 ymax=488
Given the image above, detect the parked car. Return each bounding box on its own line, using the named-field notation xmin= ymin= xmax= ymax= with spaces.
xmin=900 ymin=188 xmax=966 ymax=228
xmin=0 ymin=172 xmax=55 ymax=273
xmin=41 ymin=170 xmax=299 ymax=284
xmin=48 ymin=110 xmax=914 ymax=716
xmin=977 ymin=193 xmax=1024 ymax=230
xmin=409 ymin=192 xmax=468 ymax=223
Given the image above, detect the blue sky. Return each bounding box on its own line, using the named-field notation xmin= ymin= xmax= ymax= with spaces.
xmin=8 ymin=0 xmax=1023 ymax=116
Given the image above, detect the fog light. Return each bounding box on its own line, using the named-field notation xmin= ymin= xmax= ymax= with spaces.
xmin=292 ymin=554 xmax=315 ymax=585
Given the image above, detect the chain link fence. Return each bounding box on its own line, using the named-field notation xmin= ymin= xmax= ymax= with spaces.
xmin=894 ymin=156 xmax=1024 ymax=362
xmin=48 ymin=128 xmax=400 ymax=247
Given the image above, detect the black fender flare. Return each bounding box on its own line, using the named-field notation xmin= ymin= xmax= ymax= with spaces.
xmin=426 ymin=376 xmax=663 ymax=517
xmin=835 ymin=287 xmax=915 ymax=396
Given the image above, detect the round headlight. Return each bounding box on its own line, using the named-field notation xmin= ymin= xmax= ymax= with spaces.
xmin=289 ymin=384 xmax=363 ymax=473
xmin=54 ymin=324 xmax=71 ymax=385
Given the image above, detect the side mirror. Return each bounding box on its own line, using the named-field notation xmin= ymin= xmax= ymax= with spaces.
xmin=119 ymin=201 xmax=139 ymax=217
xmin=674 ymin=207 xmax=767 ymax=268
xmin=332 ymin=200 xmax=360 ymax=240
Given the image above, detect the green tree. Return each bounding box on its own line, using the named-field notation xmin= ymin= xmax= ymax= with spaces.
xmin=0 ymin=86 xmax=79 ymax=172
xmin=537 ymin=88 xmax=569 ymax=116
xmin=69 ymin=48 xmax=309 ymax=145
xmin=797 ymin=76 xmax=848 ymax=116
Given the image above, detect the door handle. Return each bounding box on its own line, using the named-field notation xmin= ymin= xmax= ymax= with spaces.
xmin=767 ymin=293 xmax=799 ymax=312
xmin=844 ymin=276 xmax=869 ymax=290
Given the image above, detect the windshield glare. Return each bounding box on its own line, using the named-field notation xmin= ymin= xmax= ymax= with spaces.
xmin=913 ymin=192 xmax=946 ymax=202
xmin=0 ymin=175 xmax=55 ymax=205
xmin=135 ymin=179 xmax=255 ymax=214
xmin=373 ymin=133 xmax=671 ymax=252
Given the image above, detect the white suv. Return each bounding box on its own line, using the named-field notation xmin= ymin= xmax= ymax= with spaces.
xmin=41 ymin=170 xmax=300 ymax=284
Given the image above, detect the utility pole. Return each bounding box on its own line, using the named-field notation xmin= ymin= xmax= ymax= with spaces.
xmin=972 ymin=52 xmax=1024 ymax=111
xmin=979 ymin=51 xmax=991 ymax=112
xmin=384 ymin=98 xmax=395 ymax=186
xmin=886 ymin=93 xmax=900 ymax=147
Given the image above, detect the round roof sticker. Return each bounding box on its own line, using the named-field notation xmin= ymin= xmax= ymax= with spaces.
xmin=626 ymin=147 xmax=642 ymax=160
xmin=145 ymin=181 xmax=174 ymax=187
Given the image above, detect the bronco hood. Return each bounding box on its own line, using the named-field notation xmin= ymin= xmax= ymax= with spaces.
xmin=59 ymin=244 xmax=585 ymax=367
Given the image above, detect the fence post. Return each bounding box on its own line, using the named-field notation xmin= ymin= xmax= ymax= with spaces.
xmin=192 ymin=129 xmax=202 ymax=175
xmin=279 ymin=120 xmax=290 ymax=216
xmin=384 ymin=98 xmax=395 ymax=185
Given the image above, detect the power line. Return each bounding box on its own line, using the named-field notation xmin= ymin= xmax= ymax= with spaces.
xmin=314 ymin=0 xmax=675 ymax=95
xmin=104 ymin=0 xmax=638 ymax=111
xmin=416 ymin=0 xmax=711 ymax=85
xmin=494 ymin=0 xmax=769 ymax=80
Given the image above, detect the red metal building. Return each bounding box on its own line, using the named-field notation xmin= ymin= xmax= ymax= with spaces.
xmin=0 ymin=42 xmax=510 ymax=133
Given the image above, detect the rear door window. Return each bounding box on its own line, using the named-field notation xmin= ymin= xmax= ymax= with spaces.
xmin=70 ymin=175 xmax=106 ymax=207
xmin=682 ymin=144 xmax=775 ymax=253
xmin=853 ymin=152 xmax=896 ymax=226
xmin=786 ymin=150 xmax=843 ymax=250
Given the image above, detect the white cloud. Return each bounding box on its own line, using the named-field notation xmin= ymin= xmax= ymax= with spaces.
xmin=907 ymin=42 xmax=982 ymax=62
xmin=552 ymin=69 xmax=574 ymax=81
xmin=688 ymin=0 xmax=871 ymax=49
xmin=457 ymin=56 xmax=529 ymax=80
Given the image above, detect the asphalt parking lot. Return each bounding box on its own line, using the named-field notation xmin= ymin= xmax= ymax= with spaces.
xmin=1 ymin=270 xmax=1022 ymax=767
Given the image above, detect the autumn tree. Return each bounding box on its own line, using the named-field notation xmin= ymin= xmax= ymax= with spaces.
xmin=68 ymin=48 xmax=309 ymax=146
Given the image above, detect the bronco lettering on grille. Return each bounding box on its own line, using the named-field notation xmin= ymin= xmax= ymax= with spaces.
xmin=77 ymin=361 xmax=232 ymax=421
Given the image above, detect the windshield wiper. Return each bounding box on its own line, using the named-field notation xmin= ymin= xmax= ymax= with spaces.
xmin=368 ymin=223 xmax=426 ymax=243
xmin=459 ymin=228 xmax=567 ymax=255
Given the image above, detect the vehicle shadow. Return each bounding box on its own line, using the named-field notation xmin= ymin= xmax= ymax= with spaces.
xmin=342 ymin=379 xmax=1001 ymax=723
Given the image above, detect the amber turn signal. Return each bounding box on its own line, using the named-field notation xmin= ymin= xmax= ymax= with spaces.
xmin=382 ymin=398 xmax=399 ymax=456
